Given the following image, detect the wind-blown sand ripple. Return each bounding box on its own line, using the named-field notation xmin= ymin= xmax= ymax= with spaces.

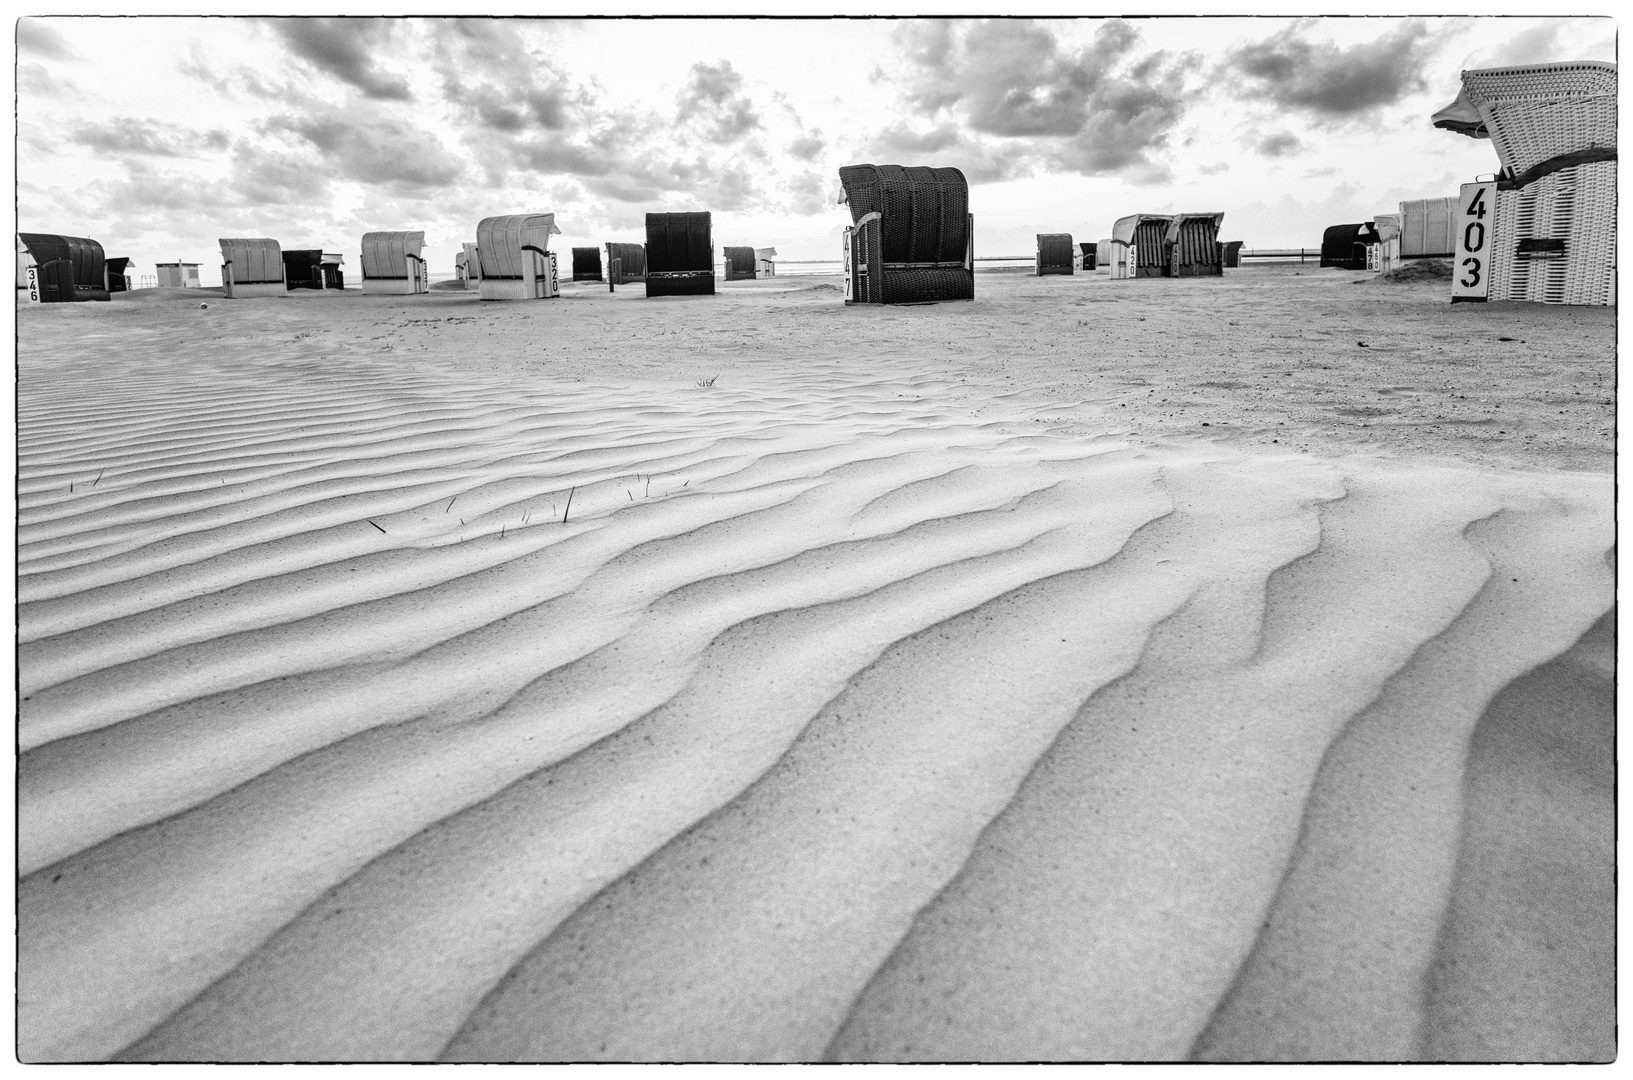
xmin=16 ymin=282 xmax=1613 ymax=1063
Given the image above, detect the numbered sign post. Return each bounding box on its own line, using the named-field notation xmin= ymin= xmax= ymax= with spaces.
xmin=1452 ymin=180 xmax=1495 ymax=303
xmin=24 ymin=265 xmax=40 ymax=303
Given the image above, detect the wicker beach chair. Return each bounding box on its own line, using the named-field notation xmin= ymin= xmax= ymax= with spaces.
xmin=460 ymin=242 xmax=481 ymax=289
xmin=1219 ymin=240 xmax=1245 ymax=269
xmin=1036 ymin=233 xmax=1075 ymax=276
xmin=838 ymin=164 xmax=974 ymax=305
xmin=218 ymin=238 xmax=285 ymax=299
xmin=645 ymin=213 xmax=714 ymax=297
xmin=571 ymin=247 xmax=603 ymax=282
xmin=1435 ymin=62 xmax=1615 ymax=305
xmin=1111 ymin=215 xmax=1174 ymax=278
xmin=1164 ymin=214 xmax=1225 ymax=277
xmin=605 ymin=242 xmax=646 ymax=284
xmin=17 ymin=233 xmax=109 ymax=302
xmin=1319 ymin=223 xmax=1380 ymax=270
xmin=1397 ymin=198 xmax=1458 ymax=258
xmin=360 ymin=231 xmax=427 ymax=294
xmin=755 ymin=247 xmax=777 ymax=276
xmin=476 ymin=214 xmax=561 ymax=300
xmin=723 ymin=246 xmax=757 ymax=281
xmin=1077 ymin=242 xmax=1097 ymax=272
xmin=1095 ymin=239 xmax=1114 ymax=273
xmin=105 ymin=256 xmax=131 ymax=293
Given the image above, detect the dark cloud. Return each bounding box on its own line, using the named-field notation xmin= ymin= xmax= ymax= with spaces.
xmin=72 ymin=119 xmax=230 ymax=159
xmin=1223 ymin=19 xmax=1443 ymax=119
xmin=269 ymin=18 xmax=413 ymax=101
xmin=263 ymin=111 xmax=462 ymax=191
xmin=1254 ymin=131 xmax=1305 ymax=158
xmin=881 ymin=19 xmax=1192 ymax=179
xmin=18 ymin=18 xmax=77 ymax=61
xmin=431 ymin=19 xmax=589 ymax=143
xmin=676 ymin=61 xmax=763 ymax=144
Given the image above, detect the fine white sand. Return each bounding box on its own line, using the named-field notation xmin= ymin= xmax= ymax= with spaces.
xmin=16 ymin=268 xmax=1614 ymax=1062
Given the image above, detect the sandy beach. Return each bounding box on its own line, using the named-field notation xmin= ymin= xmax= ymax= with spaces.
xmin=15 ymin=264 xmax=1614 ymax=1062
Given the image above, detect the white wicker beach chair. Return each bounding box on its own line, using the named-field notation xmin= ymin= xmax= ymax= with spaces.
xmin=1436 ymin=62 xmax=1615 ymax=306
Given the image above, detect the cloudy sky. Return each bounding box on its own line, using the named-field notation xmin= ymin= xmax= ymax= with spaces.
xmin=15 ymin=15 xmax=1616 ymax=282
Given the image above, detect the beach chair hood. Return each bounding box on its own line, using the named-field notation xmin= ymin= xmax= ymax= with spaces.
xmin=360 ymin=231 xmax=425 ymax=280
xmin=476 ymin=214 xmax=561 ymax=279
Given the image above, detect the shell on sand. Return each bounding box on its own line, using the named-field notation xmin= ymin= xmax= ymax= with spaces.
xmin=16 ymin=270 xmax=1614 ymax=1063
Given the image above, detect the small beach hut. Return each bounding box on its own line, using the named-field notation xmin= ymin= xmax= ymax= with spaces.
xmin=756 ymin=247 xmax=777 ymax=276
xmin=571 ymin=247 xmax=603 ymax=282
xmin=1220 ymin=240 xmax=1245 ymax=268
xmin=1035 ymin=233 xmax=1074 ymax=276
xmin=1078 ymin=243 xmax=1097 ymax=271
xmin=1319 ymin=223 xmax=1381 ymax=270
xmin=837 ymin=163 xmax=973 ymax=305
xmin=219 ymin=238 xmax=286 ymax=298
xmin=1095 ymin=239 xmax=1114 ymax=273
xmin=1433 ymin=61 xmax=1614 ymax=304
xmin=645 ymin=213 xmax=714 ymax=297
xmin=282 ymin=250 xmax=345 ymax=290
xmin=1110 ymin=215 xmax=1174 ymax=277
xmin=155 ymin=262 xmax=201 ymax=288
xmin=723 ymin=246 xmax=757 ymax=281
xmin=459 ymin=243 xmax=481 ymax=289
xmin=360 ymin=231 xmax=427 ymax=294
xmin=17 ymin=233 xmax=110 ymax=303
xmin=105 ymin=257 xmax=132 ymax=293
xmin=1164 ymin=213 xmax=1226 ymax=276
xmin=476 ymin=214 xmax=561 ymax=300
xmin=606 ymin=242 xmax=646 ymax=284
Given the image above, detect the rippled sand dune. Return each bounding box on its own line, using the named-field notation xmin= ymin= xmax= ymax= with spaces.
xmin=15 ymin=275 xmax=1614 ymax=1062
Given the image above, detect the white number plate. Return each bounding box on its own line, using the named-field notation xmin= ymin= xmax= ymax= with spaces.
xmin=1452 ymin=181 xmax=1495 ymax=303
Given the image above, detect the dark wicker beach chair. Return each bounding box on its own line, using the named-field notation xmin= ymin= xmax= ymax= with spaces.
xmin=18 ymin=233 xmax=109 ymax=302
xmin=1078 ymin=242 xmax=1097 ymax=271
xmin=606 ymin=242 xmax=646 ymax=284
xmin=1320 ymin=223 xmax=1381 ymax=270
xmin=572 ymin=247 xmax=603 ymax=282
xmin=1036 ymin=233 xmax=1075 ymax=276
xmin=723 ymin=246 xmax=757 ymax=281
xmin=1219 ymin=240 xmax=1245 ymax=268
xmin=645 ymin=213 xmax=714 ymax=296
xmin=838 ymin=163 xmax=973 ymax=304
xmin=1165 ymin=214 xmax=1225 ymax=277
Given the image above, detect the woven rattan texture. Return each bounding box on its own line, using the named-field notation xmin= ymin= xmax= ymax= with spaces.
xmin=723 ymin=246 xmax=757 ymax=280
xmin=1167 ymin=218 xmax=1223 ymax=277
xmin=606 ymin=243 xmax=645 ymax=283
xmin=838 ymin=164 xmax=973 ymax=303
xmin=1037 ymin=233 xmax=1074 ymax=274
xmin=645 ymin=271 xmax=716 ymax=297
xmin=645 ymin=213 xmax=713 ymax=274
xmin=1461 ymin=62 xmax=1617 ymax=175
xmin=1133 ymin=221 xmax=1169 ymax=277
xmin=1492 ymin=160 xmax=1614 ymax=305
xmin=571 ymin=247 xmax=602 ymax=281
